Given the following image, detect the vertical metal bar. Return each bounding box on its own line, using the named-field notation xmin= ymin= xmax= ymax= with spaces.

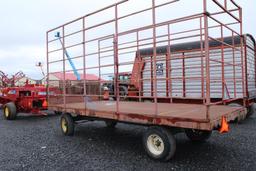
xmin=166 ymin=25 xmax=171 ymax=100
xmin=166 ymin=55 xmax=169 ymax=98
xmin=136 ymin=31 xmax=142 ymax=102
xmin=239 ymin=8 xmax=246 ymax=106
xmin=200 ymin=17 xmax=205 ymax=102
xmin=232 ymin=31 xmax=237 ymax=98
xmin=221 ymin=25 xmax=225 ymax=101
xmin=167 ymin=24 xmax=173 ymax=103
xmin=98 ymin=40 xmax=102 ymax=100
xmin=203 ymin=0 xmax=210 ymax=120
xmin=62 ymin=26 xmax=67 ymax=111
xmin=244 ymin=36 xmax=249 ymax=98
xmin=83 ymin=17 xmax=87 ymax=111
xmin=114 ymin=5 xmax=120 ymax=114
xmin=151 ymin=56 xmax=154 ymax=97
xmin=224 ymin=0 xmax=227 ymax=9
xmin=182 ymin=52 xmax=186 ymax=98
xmin=255 ymin=39 xmax=256 ymax=93
xmin=46 ymin=32 xmax=50 ymax=106
xmin=152 ymin=0 xmax=158 ymax=116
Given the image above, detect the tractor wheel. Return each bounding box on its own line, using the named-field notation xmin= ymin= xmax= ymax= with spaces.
xmin=3 ymin=102 xmax=17 ymax=120
xmin=143 ymin=127 xmax=176 ymax=161
xmin=185 ymin=129 xmax=212 ymax=142
xmin=105 ymin=120 xmax=117 ymax=128
xmin=119 ymin=86 xmax=128 ymax=97
xmin=60 ymin=113 xmax=75 ymax=136
xmin=54 ymin=111 xmax=62 ymax=115
xmin=247 ymin=103 xmax=256 ymax=118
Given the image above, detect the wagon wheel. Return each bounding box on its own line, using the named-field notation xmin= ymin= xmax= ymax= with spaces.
xmin=143 ymin=127 xmax=176 ymax=161
xmin=54 ymin=111 xmax=62 ymax=115
xmin=119 ymin=86 xmax=128 ymax=98
xmin=60 ymin=113 xmax=75 ymax=136
xmin=247 ymin=103 xmax=256 ymax=118
xmin=104 ymin=120 xmax=117 ymax=128
xmin=228 ymin=103 xmax=244 ymax=122
xmin=185 ymin=129 xmax=212 ymax=142
xmin=3 ymin=102 xmax=17 ymax=120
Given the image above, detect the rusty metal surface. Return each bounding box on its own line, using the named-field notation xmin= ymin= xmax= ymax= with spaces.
xmin=46 ymin=0 xmax=249 ymax=130
xmin=49 ymin=101 xmax=246 ymax=130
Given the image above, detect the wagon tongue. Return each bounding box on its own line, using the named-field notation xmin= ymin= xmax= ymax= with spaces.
xmin=219 ymin=116 xmax=229 ymax=133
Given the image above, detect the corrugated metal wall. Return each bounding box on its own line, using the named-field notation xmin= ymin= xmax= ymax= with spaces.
xmin=246 ymin=36 xmax=256 ymax=98
xmin=141 ymin=35 xmax=256 ymax=99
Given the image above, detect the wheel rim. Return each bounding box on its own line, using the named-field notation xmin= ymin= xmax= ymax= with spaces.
xmin=4 ymin=107 xmax=9 ymax=118
xmin=147 ymin=134 xmax=164 ymax=156
xmin=61 ymin=118 xmax=68 ymax=133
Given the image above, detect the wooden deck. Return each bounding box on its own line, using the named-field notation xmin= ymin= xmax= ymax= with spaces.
xmin=49 ymin=101 xmax=247 ymax=130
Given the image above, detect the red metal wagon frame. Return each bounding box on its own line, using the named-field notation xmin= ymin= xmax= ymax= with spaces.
xmin=46 ymin=0 xmax=254 ymax=130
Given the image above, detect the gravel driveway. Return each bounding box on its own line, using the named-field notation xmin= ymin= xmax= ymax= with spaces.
xmin=0 ymin=111 xmax=255 ymax=171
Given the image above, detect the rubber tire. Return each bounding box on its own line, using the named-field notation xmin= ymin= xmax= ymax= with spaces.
xmin=228 ymin=103 xmax=242 ymax=123
xmin=185 ymin=129 xmax=212 ymax=142
xmin=54 ymin=111 xmax=62 ymax=115
xmin=119 ymin=86 xmax=128 ymax=96
xmin=60 ymin=113 xmax=75 ymax=136
xmin=105 ymin=120 xmax=117 ymax=128
xmin=3 ymin=102 xmax=17 ymax=120
xmin=143 ymin=127 xmax=176 ymax=161
xmin=247 ymin=103 xmax=256 ymax=117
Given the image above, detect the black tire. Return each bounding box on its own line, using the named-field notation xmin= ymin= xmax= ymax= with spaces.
xmin=119 ymin=86 xmax=128 ymax=97
xmin=60 ymin=113 xmax=75 ymax=136
xmin=54 ymin=111 xmax=62 ymax=115
xmin=105 ymin=120 xmax=117 ymax=128
xmin=228 ymin=103 xmax=242 ymax=123
xmin=185 ymin=129 xmax=212 ymax=142
xmin=247 ymin=103 xmax=256 ymax=117
xmin=3 ymin=102 xmax=17 ymax=120
xmin=143 ymin=127 xmax=176 ymax=161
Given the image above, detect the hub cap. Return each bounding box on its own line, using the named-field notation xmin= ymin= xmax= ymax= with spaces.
xmin=147 ymin=134 xmax=164 ymax=156
xmin=4 ymin=107 xmax=9 ymax=118
xmin=61 ymin=118 xmax=68 ymax=133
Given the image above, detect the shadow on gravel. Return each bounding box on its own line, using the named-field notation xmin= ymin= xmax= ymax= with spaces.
xmin=75 ymin=122 xmax=146 ymax=154
xmin=229 ymin=116 xmax=255 ymax=127
xmin=15 ymin=113 xmax=59 ymax=121
xmin=71 ymin=122 xmax=227 ymax=162
xmin=70 ymin=119 xmax=256 ymax=164
xmin=0 ymin=109 xmax=59 ymax=122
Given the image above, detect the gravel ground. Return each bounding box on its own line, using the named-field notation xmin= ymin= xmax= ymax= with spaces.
xmin=0 ymin=110 xmax=255 ymax=171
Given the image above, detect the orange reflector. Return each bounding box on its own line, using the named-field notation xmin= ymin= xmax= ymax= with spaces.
xmin=42 ymin=100 xmax=48 ymax=107
xmin=219 ymin=116 xmax=229 ymax=133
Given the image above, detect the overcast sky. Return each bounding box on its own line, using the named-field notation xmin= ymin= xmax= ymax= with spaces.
xmin=0 ymin=0 xmax=255 ymax=80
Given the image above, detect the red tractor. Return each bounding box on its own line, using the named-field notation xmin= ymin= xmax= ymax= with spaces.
xmin=0 ymin=84 xmax=48 ymax=120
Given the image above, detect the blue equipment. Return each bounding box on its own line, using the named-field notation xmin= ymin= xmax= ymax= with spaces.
xmin=55 ymin=32 xmax=81 ymax=80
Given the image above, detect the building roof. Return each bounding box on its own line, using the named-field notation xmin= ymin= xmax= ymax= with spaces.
xmin=51 ymin=72 xmax=100 ymax=81
xmin=138 ymin=34 xmax=255 ymax=56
